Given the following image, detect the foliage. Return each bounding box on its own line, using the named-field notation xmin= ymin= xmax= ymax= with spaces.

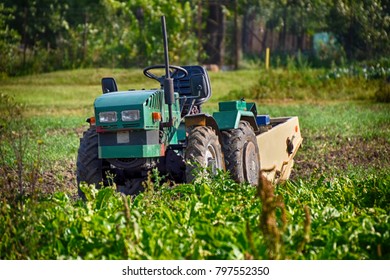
xmin=0 ymin=4 xmax=20 ymax=76
xmin=263 ymin=0 xmax=332 ymax=38
xmin=227 ymin=68 xmax=381 ymax=101
xmin=375 ymin=78 xmax=390 ymax=103
xmin=1 ymin=0 xmax=198 ymax=75
xmin=327 ymin=0 xmax=390 ymax=60
xmin=280 ymin=174 xmax=390 ymax=259
xmin=0 ymin=93 xmax=43 ymax=200
xmin=321 ymin=65 xmax=390 ymax=81
xmin=0 ymin=169 xmax=388 ymax=259
xmin=1 ymin=1 xmax=389 ymax=75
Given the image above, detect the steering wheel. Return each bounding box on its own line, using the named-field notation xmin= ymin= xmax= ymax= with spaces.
xmin=143 ymin=65 xmax=188 ymax=84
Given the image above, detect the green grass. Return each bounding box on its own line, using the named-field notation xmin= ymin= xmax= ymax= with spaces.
xmin=258 ymin=102 xmax=390 ymax=139
xmin=0 ymin=68 xmax=389 ymax=259
xmin=2 ymin=68 xmax=261 ymax=116
xmin=225 ymin=68 xmax=381 ymax=101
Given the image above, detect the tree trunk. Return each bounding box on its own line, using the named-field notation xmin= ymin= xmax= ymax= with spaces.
xmin=22 ymin=6 xmax=28 ymax=67
xmin=197 ymin=0 xmax=203 ymax=61
xmin=82 ymin=12 xmax=89 ymax=64
xmin=280 ymin=5 xmax=287 ymax=52
xmin=233 ymin=0 xmax=240 ymax=69
xmin=203 ymin=2 xmax=225 ymax=66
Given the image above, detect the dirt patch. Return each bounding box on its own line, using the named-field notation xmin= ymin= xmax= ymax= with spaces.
xmin=45 ymin=126 xmax=86 ymax=138
xmin=0 ymin=160 xmax=77 ymax=200
xmin=292 ymin=136 xmax=390 ymax=179
xmin=41 ymin=161 xmax=77 ymax=193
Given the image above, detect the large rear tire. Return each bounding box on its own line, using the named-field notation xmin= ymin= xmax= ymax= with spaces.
xmin=222 ymin=121 xmax=260 ymax=185
xmin=76 ymin=127 xmax=104 ymax=198
xmin=185 ymin=126 xmax=225 ymax=182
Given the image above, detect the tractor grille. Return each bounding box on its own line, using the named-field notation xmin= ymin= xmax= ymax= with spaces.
xmin=145 ymin=92 xmax=162 ymax=109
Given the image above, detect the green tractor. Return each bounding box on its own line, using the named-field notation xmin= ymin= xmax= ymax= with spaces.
xmin=76 ymin=16 xmax=302 ymax=197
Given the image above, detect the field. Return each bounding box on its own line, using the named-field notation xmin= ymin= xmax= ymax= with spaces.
xmin=0 ymin=68 xmax=389 ymax=259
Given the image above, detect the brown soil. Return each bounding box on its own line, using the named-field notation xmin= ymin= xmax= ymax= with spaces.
xmin=2 ymin=135 xmax=388 ymax=199
xmin=0 ymin=161 xmax=77 ymax=200
xmin=41 ymin=161 xmax=77 ymax=192
xmin=292 ymin=136 xmax=390 ymax=179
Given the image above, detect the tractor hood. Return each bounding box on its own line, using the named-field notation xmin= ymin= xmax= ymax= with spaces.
xmin=94 ymin=89 xmax=163 ymax=131
xmin=95 ymin=90 xmax=158 ymax=108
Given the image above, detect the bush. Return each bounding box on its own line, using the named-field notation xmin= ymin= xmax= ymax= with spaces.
xmin=0 ymin=93 xmax=44 ymax=201
xmin=375 ymin=77 xmax=390 ymax=103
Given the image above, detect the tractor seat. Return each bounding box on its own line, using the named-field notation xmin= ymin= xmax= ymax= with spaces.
xmin=172 ymin=65 xmax=212 ymax=117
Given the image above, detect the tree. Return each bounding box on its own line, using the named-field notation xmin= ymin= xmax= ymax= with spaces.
xmin=0 ymin=3 xmax=20 ymax=75
xmin=327 ymin=0 xmax=390 ymax=60
xmin=116 ymin=0 xmax=198 ymax=67
xmin=202 ymin=0 xmax=226 ymax=66
xmin=3 ymin=0 xmax=68 ymax=67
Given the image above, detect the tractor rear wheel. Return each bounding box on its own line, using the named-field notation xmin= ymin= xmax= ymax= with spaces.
xmin=185 ymin=126 xmax=225 ymax=182
xmin=222 ymin=121 xmax=260 ymax=185
xmin=76 ymin=127 xmax=104 ymax=198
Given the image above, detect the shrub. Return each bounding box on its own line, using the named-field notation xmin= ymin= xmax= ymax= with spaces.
xmin=375 ymin=77 xmax=390 ymax=103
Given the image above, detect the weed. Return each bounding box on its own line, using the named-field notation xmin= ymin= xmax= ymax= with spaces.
xmin=0 ymin=93 xmax=44 ymax=201
xmin=257 ymin=173 xmax=286 ymax=259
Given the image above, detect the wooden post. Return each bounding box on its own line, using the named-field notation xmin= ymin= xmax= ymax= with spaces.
xmin=265 ymin=47 xmax=270 ymax=70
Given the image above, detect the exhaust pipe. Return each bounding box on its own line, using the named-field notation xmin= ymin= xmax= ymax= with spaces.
xmin=161 ymin=16 xmax=174 ymax=127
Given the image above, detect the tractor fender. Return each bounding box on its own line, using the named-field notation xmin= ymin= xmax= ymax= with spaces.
xmin=213 ymin=110 xmax=258 ymax=131
xmin=184 ymin=113 xmax=223 ymax=143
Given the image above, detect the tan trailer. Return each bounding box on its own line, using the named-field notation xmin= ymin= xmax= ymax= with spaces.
xmin=256 ymin=116 xmax=303 ymax=183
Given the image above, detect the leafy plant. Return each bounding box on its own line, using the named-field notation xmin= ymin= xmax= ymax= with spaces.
xmin=0 ymin=170 xmax=388 ymax=260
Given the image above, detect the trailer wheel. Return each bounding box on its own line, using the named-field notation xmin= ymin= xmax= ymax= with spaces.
xmin=222 ymin=121 xmax=260 ymax=185
xmin=185 ymin=126 xmax=225 ymax=182
xmin=76 ymin=127 xmax=105 ymax=199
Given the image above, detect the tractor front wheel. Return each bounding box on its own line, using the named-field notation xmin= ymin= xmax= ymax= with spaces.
xmin=222 ymin=121 xmax=260 ymax=185
xmin=185 ymin=126 xmax=225 ymax=182
xmin=76 ymin=127 xmax=104 ymax=198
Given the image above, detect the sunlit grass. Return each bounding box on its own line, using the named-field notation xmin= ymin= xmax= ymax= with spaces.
xmin=2 ymin=68 xmax=261 ymax=116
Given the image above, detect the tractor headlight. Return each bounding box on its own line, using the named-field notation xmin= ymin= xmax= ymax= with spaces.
xmin=121 ymin=110 xmax=140 ymax=122
xmin=99 ymin=111 xmax=117 ymax=123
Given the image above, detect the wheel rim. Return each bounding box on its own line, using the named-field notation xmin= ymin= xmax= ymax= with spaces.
xmin=205 ymin=143 xmax=219 ymax=174
xmin=243 ymin=141 xmax=259 ymax=185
